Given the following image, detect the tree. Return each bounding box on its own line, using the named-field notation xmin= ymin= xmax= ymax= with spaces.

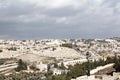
xmin=15 ymin=59 xmax=27 ymax=72
xmin=113 ymin=56 xmax=120 ymax=72
xmin=59 ymin=63 xmax=66 ymax=69
xmin=8 ymin=47 xmax=17 ymax=51
xmin=114 ymin=62 xmax=120 ymax=72
xmin=0 ymin=50 xmax=3 ymax=53
xmin=61 ymin=43 xmax=72 ymax=48
xmin=54 ymin=63 xmax=58 ymax=68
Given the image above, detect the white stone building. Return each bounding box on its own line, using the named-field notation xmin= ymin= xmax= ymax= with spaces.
xmin=36 ymin=62 xmax=48 ymax=72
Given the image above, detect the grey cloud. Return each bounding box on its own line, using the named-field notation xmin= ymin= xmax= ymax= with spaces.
xmin=0 ymin=0 xmax=120 ymax=39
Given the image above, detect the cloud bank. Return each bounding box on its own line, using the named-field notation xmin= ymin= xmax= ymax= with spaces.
xmin=0 ymin=0 xmax=120 ymax=39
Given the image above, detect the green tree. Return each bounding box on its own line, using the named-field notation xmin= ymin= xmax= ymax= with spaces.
xmin=15 ymin=59 xmax=27 ymax=72
xmin=54 ymin=63 xmax=58 ymax=68
xmin=59 ymin=62 xmax=66 ymax=69
xmin=0 ymin=50 xmax=3 ymax=53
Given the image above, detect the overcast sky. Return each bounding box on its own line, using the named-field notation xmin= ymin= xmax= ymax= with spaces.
xmin=0 ymin=0 xmax=120 ymax=39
